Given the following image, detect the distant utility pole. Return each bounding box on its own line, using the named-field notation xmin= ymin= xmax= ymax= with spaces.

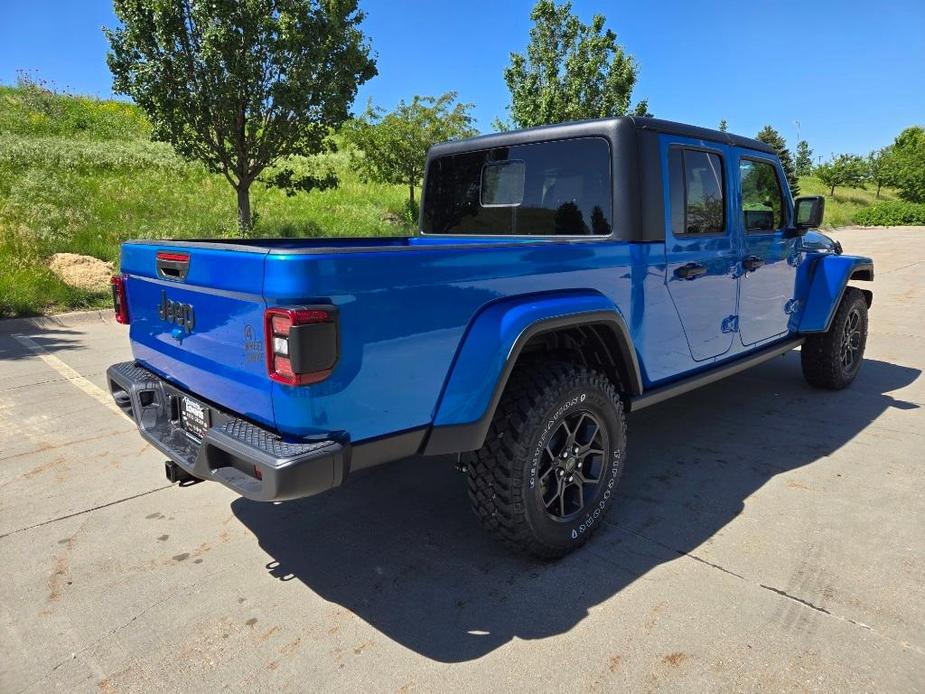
xmin=794 ymin=119 xmax=801 ymax=144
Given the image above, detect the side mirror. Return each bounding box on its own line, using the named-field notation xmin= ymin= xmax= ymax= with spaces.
xmin=794 ymin=196 xmax=825 ymax=230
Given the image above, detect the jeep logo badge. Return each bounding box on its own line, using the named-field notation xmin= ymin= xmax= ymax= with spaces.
xmin=158 ymin=290 xmax=195 ymax=334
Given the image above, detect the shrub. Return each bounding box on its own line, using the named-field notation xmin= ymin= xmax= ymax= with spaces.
xmin=853 ymin=201 xmax=925 ymax=226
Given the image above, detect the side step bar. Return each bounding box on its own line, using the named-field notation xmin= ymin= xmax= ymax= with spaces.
xmin=628 ymin=337 xmax=804 ymax=412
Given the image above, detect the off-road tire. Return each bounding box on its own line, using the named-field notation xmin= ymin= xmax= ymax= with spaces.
xmin=801 ymin=287 xmax=868 ymax=390
xmin=466 ymin=361 xmax=626 ymax=559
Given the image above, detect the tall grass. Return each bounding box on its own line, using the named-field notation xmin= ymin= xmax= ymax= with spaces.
xmin=0 ymin=84 xmax=411 ymax=317
xmin=0 ymin=81 xmax=148 ymax=139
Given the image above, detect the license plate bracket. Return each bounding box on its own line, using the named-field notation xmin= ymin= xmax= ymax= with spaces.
xmin=179 ymin=395 xmax=210 ymax=441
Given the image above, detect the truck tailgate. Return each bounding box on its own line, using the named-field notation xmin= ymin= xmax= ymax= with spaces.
xmin=120 ymin=242 xmax=275 ymax=429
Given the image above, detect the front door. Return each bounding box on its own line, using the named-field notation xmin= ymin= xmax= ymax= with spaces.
xmin=664 ymin=141 xmax=738 ymax=362
xmin=735 ymin=153 xmax=801 ymax=345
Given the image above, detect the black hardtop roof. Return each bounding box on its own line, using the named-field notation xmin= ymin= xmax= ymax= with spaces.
xmin=427 ymin=116 xmax=775 ymax=158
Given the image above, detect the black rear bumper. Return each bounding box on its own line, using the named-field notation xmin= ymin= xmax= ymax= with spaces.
xmin=106 ymin=362 xmax=348 ymax=501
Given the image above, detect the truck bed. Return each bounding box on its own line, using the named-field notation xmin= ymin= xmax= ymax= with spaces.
xmin=120 ymin=236 xmax=677 ymax=443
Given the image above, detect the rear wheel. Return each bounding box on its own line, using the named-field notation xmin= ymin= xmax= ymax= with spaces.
xmin=466 ymin=361 xmax=626 ymax=559
xmin=801 ymin=287 xmax=868 ymax=390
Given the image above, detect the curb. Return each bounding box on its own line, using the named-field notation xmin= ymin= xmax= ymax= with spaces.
xmin=0 ymin=309 xmax=116 ymax=335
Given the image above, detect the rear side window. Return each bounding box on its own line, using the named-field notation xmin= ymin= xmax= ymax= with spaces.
xmin=668 ymin=148 xmax=726 ymax=236
xmin=422 ymin=137 xmax=612 ymax=235
xmin=740 ymin=159 xmax=785 ymax=231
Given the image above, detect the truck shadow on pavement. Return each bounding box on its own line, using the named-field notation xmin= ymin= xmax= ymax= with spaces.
xmin=231 ymin=353 xmax=920 ymax=663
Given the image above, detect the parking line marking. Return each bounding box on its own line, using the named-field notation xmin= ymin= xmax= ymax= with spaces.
xmin=11 ymin=334 xmax=124 ymax=417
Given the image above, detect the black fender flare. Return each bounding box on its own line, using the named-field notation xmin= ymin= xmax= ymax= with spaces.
xmin=423 ymin=310 xmax=642 ymax=455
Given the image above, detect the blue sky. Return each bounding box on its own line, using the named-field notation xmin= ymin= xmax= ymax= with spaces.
xmin=1 ymin=0 xmax=923 ymax=159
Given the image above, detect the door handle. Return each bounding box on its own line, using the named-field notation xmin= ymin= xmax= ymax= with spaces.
xmin=673 ymin=262 xmax=707 ymax=280
xmin=743 ymin=255 xmax=765 ymax=272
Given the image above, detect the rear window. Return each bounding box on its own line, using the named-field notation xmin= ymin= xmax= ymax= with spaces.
xmin=422 ymin=137 xmax=612 ymax=235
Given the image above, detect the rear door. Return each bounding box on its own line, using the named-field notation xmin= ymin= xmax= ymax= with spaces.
xmin=120 ymin=242 xmax=275 ymax=428
xmin=664 ymin=139 xmax=738 ymax=361
xmin=734 ymin=152 xmax=800 ymax=345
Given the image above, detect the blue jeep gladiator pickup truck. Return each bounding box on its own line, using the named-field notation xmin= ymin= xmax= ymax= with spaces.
xmin=108 ymin=117 xmax=873 ymax=558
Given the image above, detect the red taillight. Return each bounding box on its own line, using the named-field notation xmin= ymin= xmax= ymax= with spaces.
xmin=270 ymin=314 xmax=292 ymax=337
xmin=264 ymin=307 xmax=338 ymax=386
xmin=155 ymin=251 xmax=190 ymax=263
xmin=111 ymin=275 xmax=129 ymax=324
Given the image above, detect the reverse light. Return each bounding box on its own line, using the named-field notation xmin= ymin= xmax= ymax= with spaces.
xmin=111 ymin=275 xmax=129 ymax=324
xmin=264 ymin=307 xmax=339 ymax=386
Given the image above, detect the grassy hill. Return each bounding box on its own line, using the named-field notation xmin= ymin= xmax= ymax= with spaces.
xmin=0 ymin=84 xmax=412 ymax=317
xmin=797 ymin=175 xmax=899 ymax=227
xmin=0 ymin=84 xmax=903 ymax=317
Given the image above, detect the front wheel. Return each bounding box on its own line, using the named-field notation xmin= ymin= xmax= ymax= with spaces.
xmin=801 ymin=287 xmax=869 ymax=390
xmin=466 ymin=361 xmax=626 ymax=559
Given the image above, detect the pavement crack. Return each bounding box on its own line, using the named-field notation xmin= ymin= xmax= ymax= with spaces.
xmin=610 ymin=522 xmax=925 ymax=657
xmin=609 ymin=522 xmax=747 ymax=580
xmin=881 ymin=260 xmax=922 ymax=274
xmin=683 ymin=552 xmax=747 ymax=580
xmin=0 ymin=485 xmax=173 ymax=540
xmin=759 ymin=583 xmax=840 ymax=618
xmin=756 ymin=582 xmax=925 ymax=656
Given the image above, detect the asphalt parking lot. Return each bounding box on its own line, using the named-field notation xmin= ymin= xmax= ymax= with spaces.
xmin=1 ymin=227 xmax=923 ymax=692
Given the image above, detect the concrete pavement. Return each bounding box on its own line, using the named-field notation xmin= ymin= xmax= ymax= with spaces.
xmin=1 ymin=227 xmax=923 ymax=692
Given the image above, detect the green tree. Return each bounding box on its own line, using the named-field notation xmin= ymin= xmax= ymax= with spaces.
xmin=498 ymin=0 xmax=648 ymax=129
xmin=756 ymin=125 xmax=799 ymax=197
xmin=890 ymin=126 xmax=925 ymax=202
xmin=344 ymin=92 xmax=476 ymax=210
xmin=795 ymin=140 xmax=814 ymax=177
xmin=718 ymin=119 xmax=728 ymax=133
xmin=105 ymin=0 xmax=376 ymax=231
xmin=815 ymin=154 xmax=866 ymax=197
xmin=866 ymin=147 xmax=896 ymax=199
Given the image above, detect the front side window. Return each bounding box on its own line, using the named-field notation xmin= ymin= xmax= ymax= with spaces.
xmin=668 ymin=148 xmax=726 ymax=236
xmin=740 ymin=159 xmax=785 ymax=231
xmin=422 ymin=137 xmax=612 ymax=235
